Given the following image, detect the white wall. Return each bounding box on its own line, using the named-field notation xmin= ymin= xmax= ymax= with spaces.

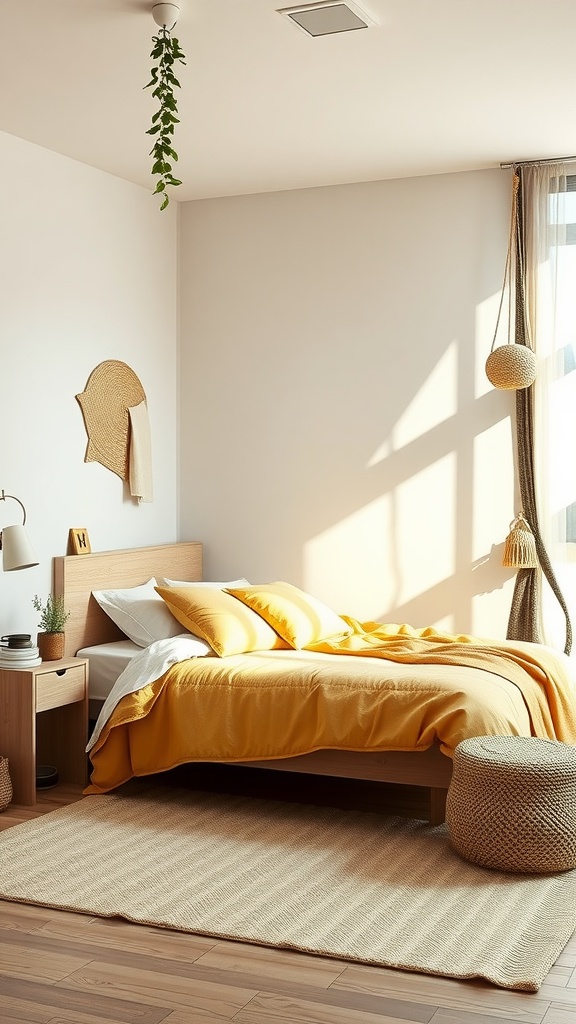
xmin=178 ymin=169 xmax=519 ymax=638
xmin=0 ymin=131 xmax=179 ymax=637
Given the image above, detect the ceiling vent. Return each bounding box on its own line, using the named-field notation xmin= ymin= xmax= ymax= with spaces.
xmin=279 ymin=2 xmax=375 ymax=37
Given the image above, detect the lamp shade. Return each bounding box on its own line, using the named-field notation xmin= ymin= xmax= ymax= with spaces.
xmin=1 ymin=525 xmax=39 ymax=571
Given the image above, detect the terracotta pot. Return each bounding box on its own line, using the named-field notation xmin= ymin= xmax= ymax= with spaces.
xmin=37 ymin=631 xmax=65 ymax=662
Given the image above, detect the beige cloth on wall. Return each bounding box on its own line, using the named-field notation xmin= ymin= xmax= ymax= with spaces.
xmin=128 ymin=401 xmax=153 ymax=503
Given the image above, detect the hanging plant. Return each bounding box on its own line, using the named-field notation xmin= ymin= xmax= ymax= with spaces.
xmin=144 ymin=25 xmax=186 ymax=210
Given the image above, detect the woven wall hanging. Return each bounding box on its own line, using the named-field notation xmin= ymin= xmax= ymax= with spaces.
xmin=486 ymin=173 xmax=537 ymax=390
xmin=76 ymin=360 xmax=146 ymax=481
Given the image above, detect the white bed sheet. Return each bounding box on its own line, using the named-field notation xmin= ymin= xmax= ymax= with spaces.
xmin=86 ymin=634 xmax=215 ymax=751
xmin=77 ymin=639 xmax=142 ymax=701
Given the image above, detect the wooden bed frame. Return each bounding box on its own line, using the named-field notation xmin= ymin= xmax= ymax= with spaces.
xmin=53 ymin=542 xmax=452 ymax=823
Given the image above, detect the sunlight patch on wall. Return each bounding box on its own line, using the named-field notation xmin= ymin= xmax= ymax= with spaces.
xmin=367 ymin=438 xmax=391 ymax=465
xmin=430 ymin=611 xmax=456 ymax=633
xmin=395 ymin=453 xmax=456 ymax=606
xmin=470 ymin=417 xmax=515 ymax=640
xmin=475 ymin=289 xmax=502 ymax=399
xmin=367 ymin=342 xmax=458 ymax=467
xmin=305 ymin=453 xmax=456 ymax=621
xmin=472 ymin=581 xmax=514 ymax=642
xmin=304 ymin=494 xmax=393 ymax=621
xmin=473 ymin=419 xmax=514 ymax=560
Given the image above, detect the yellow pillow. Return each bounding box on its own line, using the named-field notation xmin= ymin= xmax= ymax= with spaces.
xmin=155 ymin=586 xmax=287 ymax=658
xmin=225 ymin=581 xmax=352 ymax=649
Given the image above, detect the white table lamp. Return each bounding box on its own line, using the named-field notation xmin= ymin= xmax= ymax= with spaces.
xmin=0 ymin=491 xmax=39 ymax=571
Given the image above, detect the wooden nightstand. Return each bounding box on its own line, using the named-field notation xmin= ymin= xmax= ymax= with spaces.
xmin=0 ymin=656 xmax=89 ymax=805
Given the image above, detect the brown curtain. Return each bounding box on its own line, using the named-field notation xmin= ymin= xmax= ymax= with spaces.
xmin=506 ymin=171 xmax=572 ymax=655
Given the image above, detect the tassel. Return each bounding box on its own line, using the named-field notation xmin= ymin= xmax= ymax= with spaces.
xmin=502 ymin=513 xmax=538 ymax=569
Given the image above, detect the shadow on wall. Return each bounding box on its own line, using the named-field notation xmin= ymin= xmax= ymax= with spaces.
xmin=301 ymin=329 xmax=517 ymax=634
xmin=376 ymin=545 xmax=516 ymax=637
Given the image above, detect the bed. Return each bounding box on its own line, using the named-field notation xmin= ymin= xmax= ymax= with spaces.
xmin=53 ymin=542 xmax=576 ymax=824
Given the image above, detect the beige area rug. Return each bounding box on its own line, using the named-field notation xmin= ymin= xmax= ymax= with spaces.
xmin=1 ymin=786 xmax=575 ymax=992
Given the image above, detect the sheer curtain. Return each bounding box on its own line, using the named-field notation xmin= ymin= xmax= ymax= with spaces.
xmin=521 ymin=164 xmax=576 ymax=652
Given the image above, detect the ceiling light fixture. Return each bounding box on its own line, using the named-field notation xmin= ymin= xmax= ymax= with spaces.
xmin=152 ymin=3 xmax=180 ymax=30
xmin=278 ymin=1 xmax=375 ymax=37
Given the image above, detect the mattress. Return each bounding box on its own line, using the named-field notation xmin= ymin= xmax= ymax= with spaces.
xmin=77 ymin=639 xmax=141 ymax=700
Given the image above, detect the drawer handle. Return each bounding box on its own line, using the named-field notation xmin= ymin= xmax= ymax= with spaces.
xmin=56 ymin=669 xmax=66 ymax=677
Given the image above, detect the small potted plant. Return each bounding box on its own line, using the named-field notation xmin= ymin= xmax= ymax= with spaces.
xmin=33 ymin=595 xmax=70 ymax=662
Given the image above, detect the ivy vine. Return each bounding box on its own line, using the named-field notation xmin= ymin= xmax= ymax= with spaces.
xmin=144 ymin=26 xmax=186 ymax=210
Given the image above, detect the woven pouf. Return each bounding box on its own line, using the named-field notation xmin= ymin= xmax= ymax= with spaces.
xmin=446 ymin=736 xmax=576 ymax=873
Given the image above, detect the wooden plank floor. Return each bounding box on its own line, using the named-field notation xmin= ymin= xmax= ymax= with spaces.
xmin=0 ymin=771 xmax=575 ymax=1024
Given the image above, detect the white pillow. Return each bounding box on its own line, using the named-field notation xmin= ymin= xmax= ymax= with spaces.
xmin=158 ymin=577 xmax=250 ymax=588
xmin=92 ymin=578 xmax=190 ymax=647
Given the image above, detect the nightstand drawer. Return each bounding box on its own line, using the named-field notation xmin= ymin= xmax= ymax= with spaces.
xmin=36 ymin=664 xmax=86 ymax=712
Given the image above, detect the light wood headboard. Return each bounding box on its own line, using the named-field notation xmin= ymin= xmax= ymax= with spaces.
xmin=53 ymin=542 xmax=203 ymax=657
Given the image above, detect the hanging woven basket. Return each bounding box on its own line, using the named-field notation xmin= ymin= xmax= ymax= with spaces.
xmin=486 ymin=344 xmax=537 ymax=390
xmin=485 ymin=173 xmax=537 ymax=391
xmin=502 ymin=513 xmax=538 ymax=569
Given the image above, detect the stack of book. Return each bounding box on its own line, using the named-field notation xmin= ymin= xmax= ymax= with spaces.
xmin=0 ymin=642 xmax=41 ymax=670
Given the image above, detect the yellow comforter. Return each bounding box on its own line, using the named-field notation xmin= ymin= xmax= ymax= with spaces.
xmin=86 ymin=620 xmax=576 ymax=794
